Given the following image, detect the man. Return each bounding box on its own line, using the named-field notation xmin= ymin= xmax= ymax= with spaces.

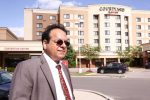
xmin=9 ymin=24 xmax=75 ymax=100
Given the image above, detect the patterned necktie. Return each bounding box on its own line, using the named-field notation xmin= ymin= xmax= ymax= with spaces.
xmin=56 ymin=65 xmax=71 ymax=100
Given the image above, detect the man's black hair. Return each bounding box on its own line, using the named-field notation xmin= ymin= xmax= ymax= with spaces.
xmin=42 ymin=23 xmax=67 ymax=43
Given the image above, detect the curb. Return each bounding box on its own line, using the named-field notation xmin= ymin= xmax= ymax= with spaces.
xmin=74 ymin=89 xmax=114 ymax=100
xmin=71 ymin=74 xmax=125 ymax=78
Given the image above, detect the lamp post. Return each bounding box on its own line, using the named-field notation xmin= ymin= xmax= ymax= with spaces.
xmin=78 ymin=31 xmax=82 ymax=73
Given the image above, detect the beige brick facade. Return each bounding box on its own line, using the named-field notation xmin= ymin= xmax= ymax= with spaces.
xmin=1 ymin=4 xmax=150 ymax=68
xmin=0 ymin=27 xmax=18 ymax=40
xmin=23 ymin=4 xmax=150 ymax=67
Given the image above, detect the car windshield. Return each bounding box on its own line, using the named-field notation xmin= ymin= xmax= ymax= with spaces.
xmin=107 ymin=63 xmax=113 ymax=68
xmin=0 ymin=72 xmax=12 ymax=85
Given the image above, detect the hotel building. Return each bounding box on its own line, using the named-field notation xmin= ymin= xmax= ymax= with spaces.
xmin=1 ymin=4 xmax=150 ymax=68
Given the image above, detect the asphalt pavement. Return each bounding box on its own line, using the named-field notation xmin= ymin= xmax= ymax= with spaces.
xmin=72 ymin=68 xmax=150 ymax=100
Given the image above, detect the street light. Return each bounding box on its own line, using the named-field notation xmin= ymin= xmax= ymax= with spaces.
xmin=78 ymin=30 xmax=82 ymax=73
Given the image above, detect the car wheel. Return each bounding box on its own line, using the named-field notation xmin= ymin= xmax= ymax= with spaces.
xmin=97 ymin=69 xmax=100 ymax=73
xmin=100 ymin=69 xmax=104 ymax=74
xmin=118 ymin=69 xmax=123 ymax=74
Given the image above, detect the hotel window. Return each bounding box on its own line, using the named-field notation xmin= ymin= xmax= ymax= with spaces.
xmin=105 ymin=30 xmax=110 ymax=35
xmin=125 ymin=25 xmax=128 ymax=29
xmin=78 ymin=39 xmax=84 ymax=44
xmin=136 ymin=32 xmax=141 ymax=37
xmin=94 ymin=23 xmax=98 ymax=28
xmin=66 ymin=30 xmax=70 ymax=35
xmin=116 ymin=31 xmax=121 ymax=35
xmin=36 ymin=15 xmax=43 ymax=20
xmin=115 ymin=23 xmax=121 ymax=27
xmin=148 ymin=18 xmax=150 ymax=22
xmin=125 ymin=47 xmax=128 ymax=50
xmin=78 ymin=47 xmax=83 ymax=51
xmin=94 ymin=31 xmax=99 ymax=35
xmin=93 ymin=15 xmax=98 ymax=20
xmin=125 ymin=32 xmax=128 ymax=36
xmin=136 ymin=17 xmax=141 ymax=22
xmin=64 ymin=14 xmax=70 ymax=19
xmin=79 ymin=22 xmax=84 ymax=27
xmin=78 ymin=31 xmax=84 ymax=35
xmin=124 ymin=16 xmax=128 ymax=21
xmin=116 ymin=39 xmax=121 ymax=43
xmin=115 ymin=15 xmax=120 ymax=19
xmin=104 ymin=15 xmax=110 ymax=19
xmin=36 ymin=31 xmax=42 ymax=36
xmin=105 ymin=38 xmax=110 ymax=43
xmin=105 ymin=46 xmax=110 ymax=51
xmin=137 ymin=40 xmax=142 ymax=44
xmin=125 ymin=40 xmax=129 ymax=44
xmin=105 ymin=22 xmax=110 ymax=27
xmin=64 ymin=22 xmax=70 ymax=27
xmin=36 ymin=23 xmax=43 ymax=28
xmin=94 ymin=39 xmax=99 ymax=43
xmin=49 ymin=15 xmax=56 ymax=20
xmin=148 ymin=33 xmax=150 ymax=37
xmin=116 ymin=46 xmax=121 ymax=51
xmin=78 ymin=15 xmax=84 ymax=19
xmin=136 ymin=25 xmax=141 ymax=29
xmin=148 ymin=25 xmax=150 ymax=30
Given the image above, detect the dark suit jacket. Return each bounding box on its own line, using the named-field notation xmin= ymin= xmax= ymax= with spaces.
xmin=9 ymin=55 xmax=75 ymax=100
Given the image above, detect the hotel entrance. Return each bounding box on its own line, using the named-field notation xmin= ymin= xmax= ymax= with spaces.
xmin=0 ymin=51 xmax=42 ymax=71
xmin=4 ymin=52 xmax=29 ymax=67
xmin=0 ymin=40 xmax=43 ymax=71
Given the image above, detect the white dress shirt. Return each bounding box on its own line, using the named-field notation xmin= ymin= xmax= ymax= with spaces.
xmin=43 ymin=53 xmax=73 ymax=100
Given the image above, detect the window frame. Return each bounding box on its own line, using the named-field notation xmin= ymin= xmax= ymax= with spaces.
xmin=136 ymin=17 xmax=141 ymax=22
xmin=36 ymin=23 xmax=43 ymax=28
xmin=105 ymin=38 xmax=110 ymax=43
xmin=64 ymin=14 xmax=70 ymax=19
xmin=36 ymin=15 xmax=43 ymax=20
xmin=49 ymin=15 xmax=56 ymax=20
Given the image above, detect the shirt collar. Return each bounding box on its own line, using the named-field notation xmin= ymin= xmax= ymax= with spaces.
xmin=43 ymin=53 xmax=62 ymax=67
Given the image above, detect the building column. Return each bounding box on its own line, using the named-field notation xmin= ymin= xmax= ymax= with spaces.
xmin=104 ymin=58 xmax=106 ymax=66
xmin=118 ymin=58 xmax=120 ymax=63
xmin=143 ymin=51 xmax=148 ymax=66
xmin=76 ymin=57 xmax=78 ymax=68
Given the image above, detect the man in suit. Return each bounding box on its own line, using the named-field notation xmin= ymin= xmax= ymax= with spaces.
xmin=9 ymin=24 xmax=75 ymax=100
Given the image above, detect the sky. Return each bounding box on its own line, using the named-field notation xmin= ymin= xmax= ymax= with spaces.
xmin=1 ymin=0 xmax=150 ymax=37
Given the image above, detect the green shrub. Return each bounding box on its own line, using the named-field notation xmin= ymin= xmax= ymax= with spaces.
xmin=6 ymin=67 xmax=15 ymax=72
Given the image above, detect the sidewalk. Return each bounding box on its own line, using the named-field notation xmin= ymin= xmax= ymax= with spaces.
xmin=74 ymin=89 xmax=114 ymax=100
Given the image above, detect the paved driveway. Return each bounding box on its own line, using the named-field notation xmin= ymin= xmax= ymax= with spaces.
xmin=94 ymin=68 xmax=150 ymax=79
xmin=125 ymin=68 xmax=150 ymax=78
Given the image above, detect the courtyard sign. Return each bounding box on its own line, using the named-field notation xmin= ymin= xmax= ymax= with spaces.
xmin=4 ymin=47 xmax=29 ymax=51
xmin=99 ymin=7 xmax=125 ymax=14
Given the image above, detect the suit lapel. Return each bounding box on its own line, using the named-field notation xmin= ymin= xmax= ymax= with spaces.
xmin=40 ymin=55 xmax=57 ymax=100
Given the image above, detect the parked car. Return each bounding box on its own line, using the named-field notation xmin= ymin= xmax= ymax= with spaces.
xmin=145 ymin=62 xmax=150 ymax=69
xmin=97 ymin=62 xmax=128 ymax=74
xmin=0 ymin=70 xmax=12 ymax=100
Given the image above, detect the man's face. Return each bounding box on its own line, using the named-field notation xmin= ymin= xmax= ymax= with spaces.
xmin=43 ymin=28 xmax=69 ymax=62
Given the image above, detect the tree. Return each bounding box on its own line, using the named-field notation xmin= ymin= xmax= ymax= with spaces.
xmin=80 ymin=44 xmax=100 ymax=71
xmin=117 ymin=46 xmax=142 ymax=66
xmin=64 ymin=45 xmax=76 ymax=68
